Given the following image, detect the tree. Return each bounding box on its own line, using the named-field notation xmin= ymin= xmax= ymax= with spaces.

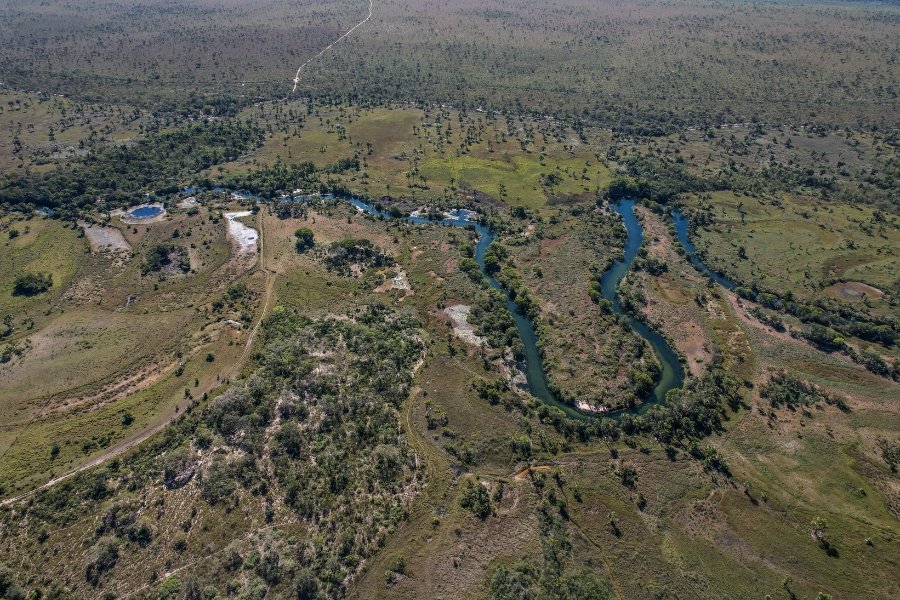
xmin=459 ymin=479 xmax=492 ymax=519
xmin=295 ymin=569 xmax=320 ymax=600
xmin=12 ymin=272 xmax=52 ymax=296
xmin=0 ymin=564 xmax=25 ymax=600
xmin=483 ymin=252 xmax=501 ymax=275
xmin=294 ymin=227 xmax=315 ymax=252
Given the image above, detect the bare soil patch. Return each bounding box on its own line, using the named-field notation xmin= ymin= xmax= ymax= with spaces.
xmin=80 ymin=222 xmax=132 ymax=254
xmin=374 ymin=268 xmax=414 ymax=300
xmin=442 ymin=304 xmax=484 ymax=347
xmin=824 ymin=281 xmax=885 ymax=301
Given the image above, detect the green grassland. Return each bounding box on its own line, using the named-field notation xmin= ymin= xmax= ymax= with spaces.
xmin=220 ymin=104 xmax=612 ymax=210
xmin=0 ymin=215 xmax=85 ymax=329
xmin=0 ymin=202 xmax=268 ymax=495
xmin=686 ymin=191 xmax=898 ymax=311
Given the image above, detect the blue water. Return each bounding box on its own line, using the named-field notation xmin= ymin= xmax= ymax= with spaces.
xmin=348 ymin=199 xmax=586 ymax=419
xmin=186 ymin=186 xmax=684 ymax=419
xmin=129 ymin=205 xmax=163 ymax=219
xmin=671 ymin=211 xmax=736 ymax=290
xmin=601 ymin=200 xmax=685 ymax=414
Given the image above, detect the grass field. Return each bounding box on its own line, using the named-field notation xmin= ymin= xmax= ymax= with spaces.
xmin=685 ymin=191 xmax=899 ymax=313
xmin=0 ymin=217 xmax=86 ymax=338
xmin=0 ymin=200 xmax=267 ymax=495
xmin=219 ymin=104 xmax=612 ymax=210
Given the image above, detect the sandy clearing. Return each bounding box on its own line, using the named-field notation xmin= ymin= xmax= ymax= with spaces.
xmin=443 ymin=304 xmax=484 ymax=346
xmin=824 ymin=281 xmax=885 ymax=301
xmin=225 ymin=211 xmax=259 ymax=254
xmin=80 ymin=221 xmax=132 ymax=254
xmin=374 ymin=268 xmax=414 ymax=299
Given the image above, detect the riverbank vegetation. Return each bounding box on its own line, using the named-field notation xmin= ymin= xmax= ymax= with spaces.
xmin=0 ymin=0 xmax=896 ymax=594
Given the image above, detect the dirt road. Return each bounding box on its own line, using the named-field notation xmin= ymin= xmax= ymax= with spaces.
xmin=291 ymin=0 xmax=373 ymax=93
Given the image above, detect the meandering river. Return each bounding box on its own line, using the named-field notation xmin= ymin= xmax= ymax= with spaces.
xmin=602 ymin=200 xmax=685 ymax=414
xmin=671 ymin=210 xmax=737 ymax=290
xmin=349 ymin=197 xmax=686 ymax=419
xmin=187 ymin=189 xmax=705 ymax=419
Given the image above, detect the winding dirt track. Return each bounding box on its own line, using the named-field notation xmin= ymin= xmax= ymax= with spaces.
xmin=291 ymin=0 xmax=373 ymax=93
xmin=1 ymin=212 xmax=275 ymax=508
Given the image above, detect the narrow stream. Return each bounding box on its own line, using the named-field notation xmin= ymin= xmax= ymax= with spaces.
xmin=671 ymin=211 xmax=737 ymax=290
xmin=601 ymin=200 xmax=685 ymax=413
xmin=186 ymin=188 xmax=686 ymax=419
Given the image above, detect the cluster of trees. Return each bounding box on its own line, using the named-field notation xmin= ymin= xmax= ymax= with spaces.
xmin=294 ymin=227 xmax=315 ymax=253
xmin=0 ymin=120 xmax=264 ymax=217
xmin=612 ymin=146 xmax=868 ymax=211
xmin=12 ymin=272 xmax=52 ymax=296
xmin=609 ymin=154 xmax=714 ymax=203
xmin=220 ymin=160 xmax=317 ymax=198
xmin=734 ymin=285 xmax=897 ymax=349
xmin=323 ymin=237 xmax=393 ymax=275
xmin=0 ymin=564 xmax=25 ymax=600
xmin=458 ymin=479 xmax=493 ymax=520
xmin=795 ymin=323 xmax=899 ymax=381
xmin=141 ymin=243 xmax=190 ymax=276
xmin=533 ymin=358 xmax=743 ymax=451
xmin=760 ymin=371 xmax=849 ymax=413
xmin=468 ymin=290 xmax=524 ymax=359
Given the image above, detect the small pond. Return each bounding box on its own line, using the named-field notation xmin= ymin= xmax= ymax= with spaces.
xmin=128 ymin=205 xmax=164 ymax=219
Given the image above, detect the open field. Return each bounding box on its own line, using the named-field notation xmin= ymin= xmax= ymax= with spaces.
xmin=218 ymin=104 xmax=612 ymax=210
xmin=0 ymin=200 xmax=268 ymax=495
xmin=0 ymin=92 xmax=152 ymax=172
xmin=685 ymin=191 xmax=899 ymax=314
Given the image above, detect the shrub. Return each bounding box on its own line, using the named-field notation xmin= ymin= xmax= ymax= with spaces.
xmin=84 ymin=537 xmax=118 ymax=585
xmin=162 ymin=447 xmax=196 ymax=489
xmin=294 ymin=227 xmax=315 ymax=252
xmin=459 ymin=479 xmax=492 ymax=519
xmin=12 ymin=272 xmax=52 ymax=296
xmin=0 ymin=564 xmax=25 ymax=600
xmin=158 ymin=576 xmax=181 ymax=599
xmin=142 ymin=243 xmax=189 ymax=275
xmin=200 ymin=457 xmax=236 ymax=504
